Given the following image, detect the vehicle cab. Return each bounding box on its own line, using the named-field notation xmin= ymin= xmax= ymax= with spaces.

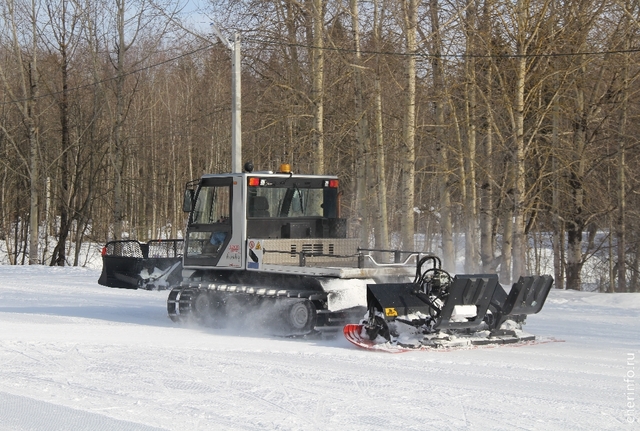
xmin=181 ymin=164 xmax=349 ymax=274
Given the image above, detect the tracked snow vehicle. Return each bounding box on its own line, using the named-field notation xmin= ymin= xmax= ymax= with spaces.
xmin=99 ymin=163 xmax=553 ymax=340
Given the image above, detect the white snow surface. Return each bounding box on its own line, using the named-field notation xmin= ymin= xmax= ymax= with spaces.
xmin=0 ymin=265 xmax=638 ymax=430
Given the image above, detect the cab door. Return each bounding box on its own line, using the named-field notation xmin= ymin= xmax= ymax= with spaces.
xmin=183 ymin=177 xmax=236 ymax=268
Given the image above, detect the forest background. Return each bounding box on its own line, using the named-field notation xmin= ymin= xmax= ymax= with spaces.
xmin=1 ymin=0 xmax=639 ymax=292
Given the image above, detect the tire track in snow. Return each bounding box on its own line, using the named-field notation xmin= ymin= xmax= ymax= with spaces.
xmin=0 ymin=391 xmax=166 ymax=431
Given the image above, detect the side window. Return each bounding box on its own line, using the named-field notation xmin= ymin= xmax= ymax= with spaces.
xmin=192 ymin=185 xmax=230 ymax=224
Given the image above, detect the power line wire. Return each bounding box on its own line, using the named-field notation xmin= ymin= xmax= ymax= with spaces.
xmin=243 ymin=35 xmax=640 ymax=60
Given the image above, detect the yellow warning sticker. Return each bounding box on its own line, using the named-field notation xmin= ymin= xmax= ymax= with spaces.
xmin=384 ymin=308 xmax=398 ymax=317
xmin=255 ymin=242 xmax=261 ymax=250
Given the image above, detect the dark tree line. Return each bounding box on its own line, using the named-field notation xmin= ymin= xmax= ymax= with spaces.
xmin=1 ymin=0 xmax=640 ymax=292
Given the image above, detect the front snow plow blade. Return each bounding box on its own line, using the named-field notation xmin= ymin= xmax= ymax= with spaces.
xmin=346 ymin=256 xmax=554 ymax=351
xmin=490 ymin=275 xmax=554 ymax=328
xmin=367 ymin=275 xmax=500 ymax=332
xmin=98 ymin=239 xmax=183 ymax=290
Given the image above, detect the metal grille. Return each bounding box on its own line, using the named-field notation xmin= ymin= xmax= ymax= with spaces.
xmin=261 ymin=239 xmax=359 ymax=267
xmin=148 ymin=239 xmax=184 ymax=258
xmin=105 ymin=241 xmax=143 ymax=258
xmin=301 ymin=243 xmax=324 ymax=255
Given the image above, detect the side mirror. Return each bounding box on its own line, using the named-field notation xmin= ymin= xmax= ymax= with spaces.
xmin=183 ymin=189 xmax=194 ymax=212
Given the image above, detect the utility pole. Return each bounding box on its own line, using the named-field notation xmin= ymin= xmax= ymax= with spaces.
xmin=212 ymin=25 xmax=242 ymax=173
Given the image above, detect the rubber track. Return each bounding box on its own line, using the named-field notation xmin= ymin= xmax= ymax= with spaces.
xmin=166 ymin=283 xmax=348 ymax=332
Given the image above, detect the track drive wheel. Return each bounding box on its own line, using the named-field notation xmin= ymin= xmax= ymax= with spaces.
xmin=192 ymin=290 xmax=212 ymax=323
xmin=167 ymin=288 xmax=179 ymax=321
xmin=286 ymin=299 xmax=317 ymax=333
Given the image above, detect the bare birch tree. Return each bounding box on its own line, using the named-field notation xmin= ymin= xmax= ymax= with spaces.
xmin=349 ymin=0 xmax=370 ymax=247
xmin=372 ymin=0 xmax=390 ymax=252
xmin=428 ymin=0 xmax=454 ymax=269
xmin=310 ymin=0 xmax=325 ymax=174
xmin=42 ymin=0 xmax=82 ymax=265
xmin=463 ymin=0 xmax=479 ymax=272
xmin=400 ymin=0 xmax=417 ymax=250
xmin=0 ymin=0 xmax=41 ymax=264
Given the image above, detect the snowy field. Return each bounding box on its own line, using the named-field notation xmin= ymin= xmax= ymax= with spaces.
xmin=0 ymin=265 xmax=638 ymax=430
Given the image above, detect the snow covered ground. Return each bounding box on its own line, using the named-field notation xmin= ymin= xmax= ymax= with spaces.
xmin=0 ymin=265 xmax=638 ymax=430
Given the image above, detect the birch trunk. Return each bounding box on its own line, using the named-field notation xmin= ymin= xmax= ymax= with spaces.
xmin=429 ymin=0 xmax=454 ymax=269
xmin=373 ymin=0 xmax=389 ymax=253
xmin=311 ymin=0 xmax=325 ymax=175
xmin=111 ymin=0 xmax=127 ymax=240
xmin=463 ymin=0 xmax=478 ymax=273
xmin=511 ymin=0 xmax=527 ymax=279
xmin=350 ymin=0 xmax=370 ymax=248
xmin=616 ymin=31 xmax=630 ymax=292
